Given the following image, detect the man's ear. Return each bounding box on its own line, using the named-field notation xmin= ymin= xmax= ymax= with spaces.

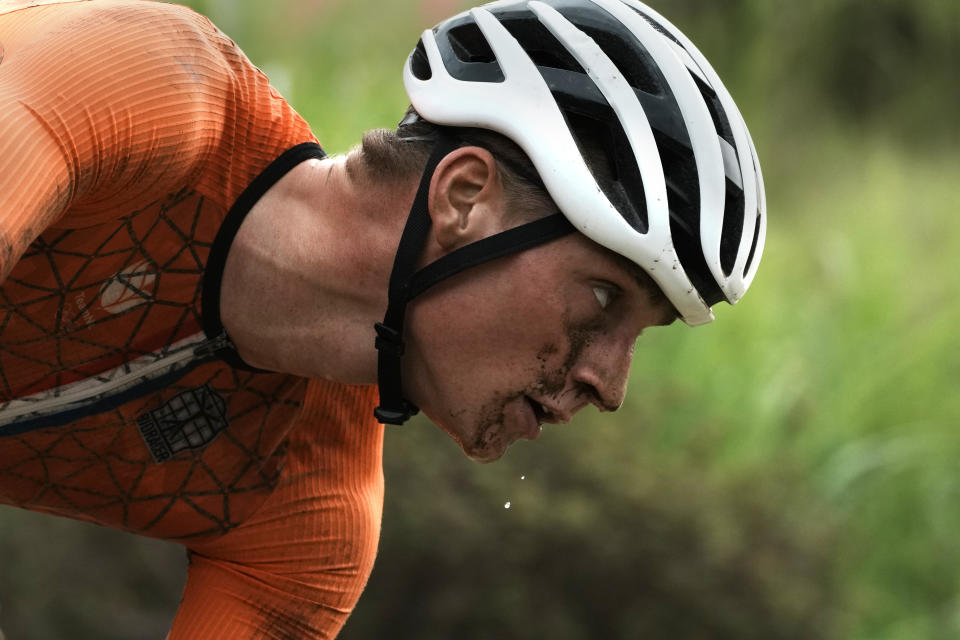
xmin=427 ymin=146 xmax=505 ymax=253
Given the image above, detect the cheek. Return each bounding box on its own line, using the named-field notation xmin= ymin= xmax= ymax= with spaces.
xmin=409 ymin=275 xmax=586 ymax=405
xmin=563 ymin=315 xmax=607 ymax=368
xmin=529 ymin=342 xmax=567 ymax=397
xmin=527 ymin=314 xmax=607 ymax=394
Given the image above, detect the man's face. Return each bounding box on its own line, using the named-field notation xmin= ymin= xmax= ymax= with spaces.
xmin=403 ymin=232 xmax=677 ymax=463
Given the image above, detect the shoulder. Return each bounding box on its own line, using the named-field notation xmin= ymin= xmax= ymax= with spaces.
xmin=0 ymin=0 xmax=215 ymax=32
xmin=0 ymin=0 xmax=257 ymax=135
xmin=0 ymin=1 xmax=239 ymax=68
xmin=82 ymin=1 xmax=235 ymax=50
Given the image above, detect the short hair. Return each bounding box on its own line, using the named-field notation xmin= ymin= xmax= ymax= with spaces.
xmin=352 ymin=108 xmax=675 ymax=316
xmin=349 ymin=106 xmax=556 ymax=224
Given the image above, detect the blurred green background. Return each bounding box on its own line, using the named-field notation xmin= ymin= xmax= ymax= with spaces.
xmin=1 ymin=0 xmax=958 ymax=638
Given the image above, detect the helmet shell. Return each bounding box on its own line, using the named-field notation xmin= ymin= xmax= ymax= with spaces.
xmin=404 ymin=0 xmax=766 ymax=325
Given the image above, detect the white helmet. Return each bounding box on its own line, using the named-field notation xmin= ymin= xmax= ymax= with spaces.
xmin=375 ymin=0 xmax=766 ymax=423
xmin=403 ymin=0 xmax=766 ymax=325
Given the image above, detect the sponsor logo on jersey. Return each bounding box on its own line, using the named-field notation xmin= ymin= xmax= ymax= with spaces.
xmin=136 ymin=385 xmax=229 ymax=462
xmin=98 ymin=260 xmax=157 ymax=314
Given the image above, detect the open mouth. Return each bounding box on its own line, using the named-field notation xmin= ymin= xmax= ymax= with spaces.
xmin=525 ymin=396 xmax=549 ymax=424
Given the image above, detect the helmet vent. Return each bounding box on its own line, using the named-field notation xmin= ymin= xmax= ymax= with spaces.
xmin=448 ymin=23 xmax=497 ymax=64
xmin=410 ymin=39 xmax=433 ymax=81
xmin=659 ymin=133 xmax=730 ymax=304
xmin=743 ymin=212 xmax=761 ymax=276
xmin=563 ymin=109 xmax=649 ymax=234
xmin=657 ymin=132 xmax=699 ymax=234
xmin=434 ymin=21 xmax=505 ymax=82
xmin=691 ymin=74 xmax=735 ymax=147
xmin=499 ymin=17 xmax=583 ymax=73
xmin=670 ymin=221 xmax=724 ymax=306
xmin=670 ymin=221 xmax=724 ymax=305
xmin=719 ymin=179 xmax=745 ymax=276
xmin=626 ymin=5 xmax=683 ymax=48
xmin=552 ymin=4 xmax=664 ymax=96
xmin=575 ymin=24 xmax=663 ymax=95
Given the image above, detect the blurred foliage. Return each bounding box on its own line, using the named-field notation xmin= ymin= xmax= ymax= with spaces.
xmin=341 ymin=421 xmax=838 ymax=640
xmin=1 ymin=0 xmax=958 ymax=639
xmin=654 ymin=0 xmax=960 ymax=145
xmin=0 ymin=510 xmax=185 ymax=640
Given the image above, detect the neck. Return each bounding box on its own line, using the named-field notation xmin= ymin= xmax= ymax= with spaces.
xmin=219 ymin=153 xmax=416 ymax=383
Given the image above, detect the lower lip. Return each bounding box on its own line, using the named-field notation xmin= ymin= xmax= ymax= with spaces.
xmin=472 ymin=399 xmax=542 ymax=461
xmin=518 ymin=397 xmax=543 ymax=441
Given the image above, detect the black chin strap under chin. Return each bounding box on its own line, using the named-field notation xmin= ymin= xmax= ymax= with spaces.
xmin=373 ymin=133 xmax=576 ymax=425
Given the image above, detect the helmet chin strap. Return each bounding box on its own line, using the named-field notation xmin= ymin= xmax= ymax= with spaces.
xmin=373 ymin=132 xmax=575 ymax=425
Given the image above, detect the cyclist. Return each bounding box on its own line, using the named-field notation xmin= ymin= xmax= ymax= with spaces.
xmin=0 ymin=0 xmax=765 ymax=637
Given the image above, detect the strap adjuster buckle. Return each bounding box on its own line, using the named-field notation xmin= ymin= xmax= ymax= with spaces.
xmin=374 ymin=322 xmax=405 ymax=357
xmin=374 ymin=403 xmax=419 ymax=425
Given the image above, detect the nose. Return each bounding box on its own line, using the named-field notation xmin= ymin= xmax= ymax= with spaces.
xmin=569 ymin=338 xmax=634 ymax=412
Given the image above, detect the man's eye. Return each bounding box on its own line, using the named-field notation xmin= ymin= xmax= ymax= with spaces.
xmin=593 ymin=286 xmax=613 ymax=309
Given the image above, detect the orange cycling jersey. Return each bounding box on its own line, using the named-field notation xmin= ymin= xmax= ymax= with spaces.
xmin=0 ymin=1 xmax=384 ymax=637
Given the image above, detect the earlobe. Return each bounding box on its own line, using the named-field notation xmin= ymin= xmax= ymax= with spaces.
xmin=428 ymin=147 xmax=505 ymax=252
